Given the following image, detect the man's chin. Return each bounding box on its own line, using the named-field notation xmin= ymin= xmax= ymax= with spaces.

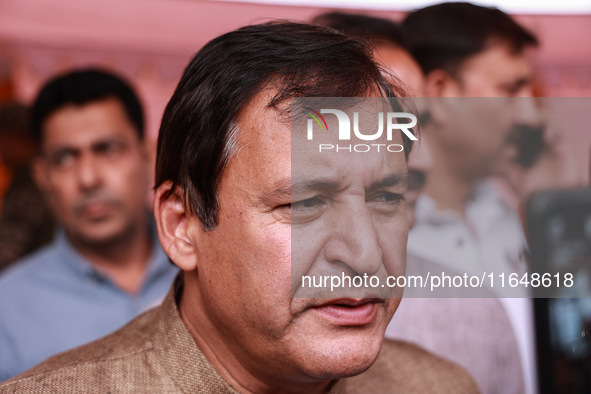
xmin=69 ymin=221 xmax=132 ymax=247
xmin=295 ymin=300 xmax=394 ymax=373
xmin=304 ymin=350 xmax=381 ymax=382
xmin=296 ymin=330 xmax=385 ymax=381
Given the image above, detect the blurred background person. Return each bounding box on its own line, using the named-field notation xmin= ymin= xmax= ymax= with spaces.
xmin=311 ymin=11 xmax=423 ymax=96
xmin=314 ymin=10 xmax=525 ymax=394
xmin=0 ymin=102 xmax=54 ymax=271
xmin=0 ymin=69 xmax=178 ymax=381
xmin=395 ymin=3 xmax=575 ymax=394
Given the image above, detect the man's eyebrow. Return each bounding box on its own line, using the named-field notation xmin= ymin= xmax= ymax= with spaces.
xmin=44 ymin=145 xmax=79 ymax=157
xmin=267 ymin=177 xmax=342 ymax=200
xmin=44 ymin=135 xmax=128 ymax=153
xmin=266 ymin=172 xmax=408 ymax=202
xmin=91 ymin=137 xmax=128 ymax=149
xmin=368 ymin=172 xmax=408 ymax=191
xmin=291 ymin=178 xmax=342 ymax=195
xmin=503 ymin=76 xmax=531 ymax=90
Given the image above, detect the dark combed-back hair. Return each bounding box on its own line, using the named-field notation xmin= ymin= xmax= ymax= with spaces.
xmin=402 ymin=2 xmax=538 ymax=75
xmin=311 ymin=12 xmax=410 ymax=51
xmin=31 ymin=69 xmax=144 ymax=144
xmin=156 ymin=21 xmax=410 ymax=231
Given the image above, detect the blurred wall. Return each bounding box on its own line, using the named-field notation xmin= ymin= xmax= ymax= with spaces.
xmin=0 ymin=0 xmax=589 ymax=142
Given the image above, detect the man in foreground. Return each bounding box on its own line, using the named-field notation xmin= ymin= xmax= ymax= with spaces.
xmin=0 ymin=23 xmax=478 ymax=393
xmin=0 ymin=69 xmax=178 ymax=380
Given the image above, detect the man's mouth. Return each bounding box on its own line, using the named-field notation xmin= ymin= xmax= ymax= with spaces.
xmin=77 ymin=201 xmax=114 ymax=221
xmin=311 ymin=298 xmax=382 ymax=326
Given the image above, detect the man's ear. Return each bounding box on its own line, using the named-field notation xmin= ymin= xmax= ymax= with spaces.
xmin=153 ymin=181 xmax=199 ymax=271
xmin=423 ymin=69 xmax=462 ymax=126
xmin=424 ymin=69 xmax=461 ymax=98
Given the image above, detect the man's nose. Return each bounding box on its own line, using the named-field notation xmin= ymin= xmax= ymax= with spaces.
xmin=76 ymin=154 xmax=102 ymax=190
xmin=323 ymin=201 xmax=382 ymax=276
xmin=513 ymin=96 xmax=542 ymax=126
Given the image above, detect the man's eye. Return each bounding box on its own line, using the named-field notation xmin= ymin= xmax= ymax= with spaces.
xmin=96 ymin=141 xmax=124 ymax=156
xmin=504 ymin=87 xmax=520 ymax=97
xmin=501 ymin=82 xmax=529 ymax=97
xmin=368 ymin=192 xmax=404 ymax=213
xmin=292 ymin=196 xmax=325 ymax=210
xmin=50 ymin=151 xmax=75 ymax=167
xmin=373 ymin=192 xmax=403 ymax=203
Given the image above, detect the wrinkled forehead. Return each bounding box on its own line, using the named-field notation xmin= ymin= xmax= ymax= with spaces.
xmin=290 ymin=97 xmax=410 ymax=142
xmin=226 ymin=94 xmax=409 ymax=191
xmin=41 ymin=98 xmax=138 ymax=149
xmin=455 ymin=42 xmax=532 ymax=85
xmin=290 ymin=97 xmax=408 ymax=191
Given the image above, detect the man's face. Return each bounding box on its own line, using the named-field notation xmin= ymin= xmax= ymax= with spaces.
xmin=429 ymin=42 xmax=540 ymax=178
xmin=183 ymin=93 xmax=408 ymax=384
xmin=36 ymin=97 xmax=149 ymax=246
xmin=449 ymin=42 xmax=534 ymax=98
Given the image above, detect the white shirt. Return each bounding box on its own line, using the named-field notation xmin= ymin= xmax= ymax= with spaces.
xmin=407 ymin=180 xmax=536 ymax=394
